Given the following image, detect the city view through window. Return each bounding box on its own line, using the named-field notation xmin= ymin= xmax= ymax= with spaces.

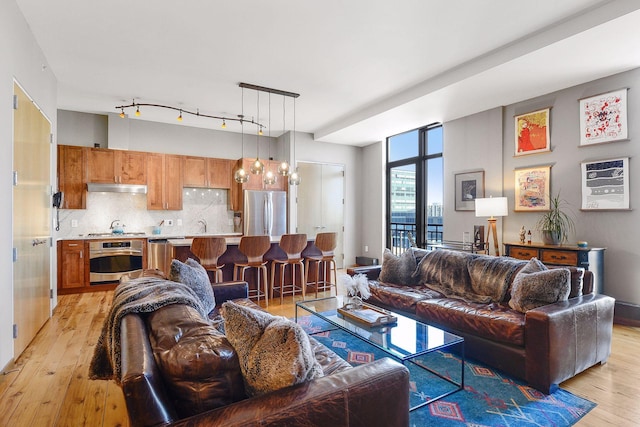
xmin=387 ymin=125 xmax=443 ymax=254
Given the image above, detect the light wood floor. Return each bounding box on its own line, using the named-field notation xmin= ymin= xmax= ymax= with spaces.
xmin=1 ymin=290 xmax=638 ymax=427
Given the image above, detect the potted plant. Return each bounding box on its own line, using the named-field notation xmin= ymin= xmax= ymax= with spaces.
xmin=536 ymin=192 xmax=575 ymax=245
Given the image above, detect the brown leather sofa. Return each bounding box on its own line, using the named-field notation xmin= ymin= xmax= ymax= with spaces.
xmin=119 ymin=280 xmax=411 ymax=427
xmin=348 ymin=250 xmax=615 ymax=394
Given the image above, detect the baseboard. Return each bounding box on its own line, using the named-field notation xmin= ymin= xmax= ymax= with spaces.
xmin=613 ymin=301 xmax=640 ymax=327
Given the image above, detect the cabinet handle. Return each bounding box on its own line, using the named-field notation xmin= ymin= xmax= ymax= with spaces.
xmin=68 ymin=243 xmax=78 ymax=247
xmin=80 ymin=251 xmax=83 ymax=259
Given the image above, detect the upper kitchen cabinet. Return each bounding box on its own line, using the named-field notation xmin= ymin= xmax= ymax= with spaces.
xmin=57 ymin=145 xmax=86 ymax=209
xmin=147 ymin=153 xmax=183 ymax=210
xmin=183 ymin=157 xmax=233 ymax=189
xmin=87 ymin=148 xmax=146 ymax=184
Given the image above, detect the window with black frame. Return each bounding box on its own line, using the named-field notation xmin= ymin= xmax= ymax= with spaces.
xmin=386 ymin=124 xmax=443 ymax=254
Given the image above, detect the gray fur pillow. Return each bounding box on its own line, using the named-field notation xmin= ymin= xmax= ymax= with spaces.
xmin=379 ymin=248 xmax=419 ymax=285
xmin=221 ymin=301 xmax=323 ymax=396
xmin=169 ymin=258 xmax=216 ymax=314
xmin=509 ymin=258 xmax=570 ymax=313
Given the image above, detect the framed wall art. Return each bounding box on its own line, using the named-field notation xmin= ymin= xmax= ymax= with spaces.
xmin=514 ymin=108 xmax=551 ymax=156
xmin=581 ymin=157 xmax=629 ymax=210
xmin=455 ymin=170 xmax=484 ymax=211
xmin=579 ymin=88 xmax=628 ymax=146
xmin=514 ymin=165 xmax=551 ymax=211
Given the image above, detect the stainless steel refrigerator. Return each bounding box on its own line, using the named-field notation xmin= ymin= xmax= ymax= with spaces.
xmin=243 ymin=190 xmax=287 ymax=236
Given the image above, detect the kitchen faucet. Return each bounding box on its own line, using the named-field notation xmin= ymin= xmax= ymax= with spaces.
xmin=198 ymin=219 xmax=207 ymax=233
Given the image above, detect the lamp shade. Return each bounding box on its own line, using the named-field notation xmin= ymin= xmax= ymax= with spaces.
xmin=475 ymin=197 xmax=508 ymax=217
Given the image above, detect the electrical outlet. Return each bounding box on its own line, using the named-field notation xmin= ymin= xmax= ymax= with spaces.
xmin=177 ymin=219 xmax=182 ymax=226
xmin=71 ymin=219 xmax=78 ymax=228
xmin=228 ymin=219 xmax=234 ymax=226
xmin=364 ymin=245 xmax=369 ymax=252
xmin=165 ymin=219 xmax=174 ymax=226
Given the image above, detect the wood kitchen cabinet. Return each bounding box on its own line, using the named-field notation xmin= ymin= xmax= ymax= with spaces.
xmin=57 ymin=145 xmax=87 ymax=209
xmin=504 ymin=242 xmax=606 ymax=294
xmin=87 ymin=147 xmax=146 ymax=184
xmin=57 ymin=240 xmax=88 ymax=294
xmin=147 ymin=153 xmax=183 ymax=210
xmin=183 ymin=156 xmax=233 ymax=189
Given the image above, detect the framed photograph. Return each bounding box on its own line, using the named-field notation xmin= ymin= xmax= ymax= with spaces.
xmin=581 ymin=157 xmax=629 ymax=210
xmin=514 ymin=108 xmax=551 ymax=156
xmin=455 ymin=170 xmax=484 ymax=211
xmin=514 ymin=165 xmax=551 ymax=211
xmin=579 ymin=88 xmax=628 ymax=146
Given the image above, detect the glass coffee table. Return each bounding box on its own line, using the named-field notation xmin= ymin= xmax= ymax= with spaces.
xmin=296 ymin=296 xmax=464 ymax=411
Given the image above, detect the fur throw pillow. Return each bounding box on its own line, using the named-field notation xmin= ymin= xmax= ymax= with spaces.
xmin=509 ymin=258 xmax=571 ymax=313
xmin=170 ymin=258 xmax=216 ymax=314
xmin=221 ymin=301 xmax=323 ymax=396
xmin=379 ymin=248 xmax=423 ymax=285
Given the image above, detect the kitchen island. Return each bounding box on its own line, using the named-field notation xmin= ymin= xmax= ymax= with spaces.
xmin=167 ymin=236 xmax=322 ymax=283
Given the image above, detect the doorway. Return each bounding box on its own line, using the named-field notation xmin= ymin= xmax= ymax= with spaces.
xmin=13 ymin=81 xmax=52 ymax=358
xmin=296 ymin=162 xmax=344 ymax=268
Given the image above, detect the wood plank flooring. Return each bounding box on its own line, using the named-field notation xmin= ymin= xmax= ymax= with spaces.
xmin=1 ymin=290 xmax=638 ymax=426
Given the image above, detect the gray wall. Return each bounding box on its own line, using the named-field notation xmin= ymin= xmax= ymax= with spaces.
xmin=1 ymin=0 xmax=58 ymax=370
xmin=502 ymin=68 xmax=640 ymax=304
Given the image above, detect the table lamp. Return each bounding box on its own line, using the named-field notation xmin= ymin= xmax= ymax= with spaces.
xmin=475 ymin=196 xmax=508 ymax=256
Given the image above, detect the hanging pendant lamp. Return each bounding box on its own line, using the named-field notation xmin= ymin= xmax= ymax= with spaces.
xmin=288 ymin=97 xmax=301 ymax=186
xmin=234 ymin=89 xmax=249 ymax=184
xmin=250 ymin=91 xmax=264 ymax=175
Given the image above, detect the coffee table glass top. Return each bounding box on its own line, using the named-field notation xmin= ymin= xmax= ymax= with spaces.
xmin=296 ymin=296 xmax=463 ymax=361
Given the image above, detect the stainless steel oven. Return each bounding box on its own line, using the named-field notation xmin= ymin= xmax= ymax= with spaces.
xmin=89 ymin=239 xmax=144 ymax=284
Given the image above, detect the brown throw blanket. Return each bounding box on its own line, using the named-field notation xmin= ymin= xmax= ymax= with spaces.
xmin=89 ymin=277 xmax=207 ymax=383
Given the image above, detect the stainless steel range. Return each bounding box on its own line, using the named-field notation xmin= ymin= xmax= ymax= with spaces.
xmin=89 ymin=239 xmax=144 ymax=284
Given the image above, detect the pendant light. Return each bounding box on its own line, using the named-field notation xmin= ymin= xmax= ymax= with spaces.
xmin=288 ymin=96 xmax=301 ymax=186
xmin=234 ymin=88 xmax=249 ymax=184
xmin=277 ymin=95 xmax=290 ymax=176
xmin=263 ymin=92 xmax=277 ymax=186
xmin=250 ymin=90 xmax=264 ymax=175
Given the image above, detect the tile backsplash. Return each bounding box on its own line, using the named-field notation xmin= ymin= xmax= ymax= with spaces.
xmin=57 ymin=188 xmax=235 ymax=238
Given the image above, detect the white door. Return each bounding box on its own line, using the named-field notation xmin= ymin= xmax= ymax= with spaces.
xmin=13 ymin=82 xmax=51 ymax=358
xmin=297 ymin=162 xmax=344 ymax=268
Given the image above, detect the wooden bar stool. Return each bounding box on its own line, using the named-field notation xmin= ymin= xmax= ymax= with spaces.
xmin=270 ymin=234 xmax=307 ymax=304
xmin=304 ymin=232 xmax=338 ymax=298
xmin=233 ymin=235 xmax=271 ymax=307
xmin=190 ymin=237 xmax=227 ymax=283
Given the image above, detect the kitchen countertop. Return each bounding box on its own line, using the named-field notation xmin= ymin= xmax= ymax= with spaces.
xmin=167 ymin=236 xmax=288 ymax=246
xmin=59 ymin=232 xmax=242 ymax=241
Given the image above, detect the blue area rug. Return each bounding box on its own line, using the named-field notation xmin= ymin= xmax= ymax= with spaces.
xmin=297 ymin=314 xmax=595 ymax=427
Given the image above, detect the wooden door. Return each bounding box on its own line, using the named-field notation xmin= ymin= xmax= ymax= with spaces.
xmin=87 ymin=147 xmax=116 ymax=183
xmin=207 ymin=158 xmax=232 ymax=189
xmin=57 ymin=240 xmax=86 ymax=290
xmin=118 ymin=150 xmax=146 ymax=184
xmin=13 ymin=82 xmax=51 ymax=358
xmin=146 ymin=153 xmax=164 ymax=210
xmin=183 ymin=156 xmax=207 ymax=187
xmin=164 ymin=155 xmax=183 ymax=210
xmin=57 ymin=145 xmax=86 ymax=209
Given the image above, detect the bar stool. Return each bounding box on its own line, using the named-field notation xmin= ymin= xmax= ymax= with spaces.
xmin=270 ymin=234 xmax=307 ymax=304
xmin=304 ymin=232 xmax=338 ymax=298
xmin=233 ymin=235 xmax=271 ymax=307
xmin=190 ymin=237 xmax=227 ymax=283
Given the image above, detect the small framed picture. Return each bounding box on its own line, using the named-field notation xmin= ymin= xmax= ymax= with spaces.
xmin=455 ymin=170 xmax=484 ymax=211
xmin=514 ymin=108 xmax=551 ymax=156
xmin=579 ymin=88 xmax=628 ymax=146
xmin=581 ymin=157 xmax=629 ymax=210
xmin=514 ymin=165 xmax=551 ymax=211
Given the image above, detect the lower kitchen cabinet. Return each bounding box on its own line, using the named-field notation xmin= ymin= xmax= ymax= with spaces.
xmin=57 ymin=240 xmax=88 ymax=294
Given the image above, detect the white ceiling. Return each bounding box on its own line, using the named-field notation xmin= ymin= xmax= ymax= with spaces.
xmin=15 ymin=0 xmax=640 ymax=146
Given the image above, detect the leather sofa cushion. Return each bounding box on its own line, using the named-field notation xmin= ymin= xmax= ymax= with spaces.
xmin=416 ymin=298 xmax=525 ymax=346
xmin=147 ymin=304 xmax=245 ymax=418
xmin=368 ymin=280 xmax=444 ymax=313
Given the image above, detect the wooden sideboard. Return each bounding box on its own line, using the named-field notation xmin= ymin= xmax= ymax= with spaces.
xmin=503 ymin=242 xmax=606 ymax=294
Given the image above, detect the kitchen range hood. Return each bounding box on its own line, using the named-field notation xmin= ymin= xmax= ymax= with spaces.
xmin=86 ymin=183 xmax=148 ymax=194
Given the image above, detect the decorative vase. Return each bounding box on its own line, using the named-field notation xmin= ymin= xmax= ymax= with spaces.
xmin=541 ymin=230 xmax=561 ymax=245
xmin=345 ymin=295 xmax=364 ymax=310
